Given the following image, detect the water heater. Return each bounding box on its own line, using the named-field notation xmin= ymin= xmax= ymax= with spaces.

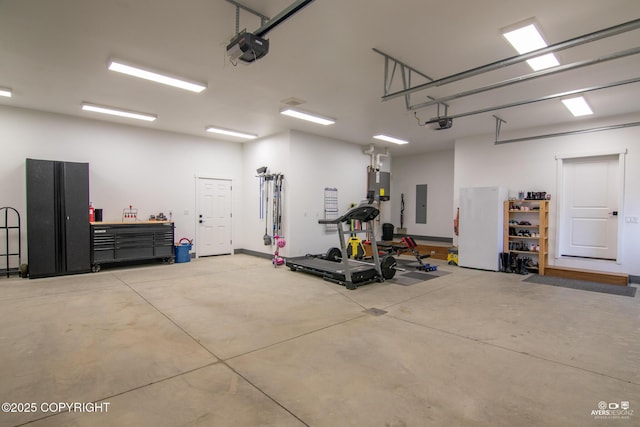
xmin=367 ymin=171 xmax=390 ymax=201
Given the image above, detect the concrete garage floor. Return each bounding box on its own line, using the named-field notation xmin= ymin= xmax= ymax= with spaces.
xmin=0 ymin=254 xmax=638 ymax=427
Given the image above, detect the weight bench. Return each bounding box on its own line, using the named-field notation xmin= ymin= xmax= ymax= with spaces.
xmin=400 ymin=236 xmax=438 ymax=272
xmin=376 ymin=241 xmax=406 ymax=256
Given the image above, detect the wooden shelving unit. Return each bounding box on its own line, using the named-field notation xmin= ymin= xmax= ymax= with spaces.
xmin=504 ymin=199 xmax=549 ymax=275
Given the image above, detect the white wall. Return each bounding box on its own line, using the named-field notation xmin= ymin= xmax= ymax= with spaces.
xmin=242 ymin=131 xmax=398 ymax=258
xmin=391 ymin=149 xmax=455 ymax=239
xmin=5 ymin=104 xmax=636 ymax=276
xmin=0 ymin=105 xmax=243 ymax=260
xmin=287 ymin=131 xmax=371 ymax=256
xmin=0 ymin=106 xmax=387 ymax=268
xmin=240 ymin=131 xmax=291 ymax=255
xmin=454 ymin=113 xmax=640 ymax=276
xmin=242 ymin=130 xmax=371 ymax=257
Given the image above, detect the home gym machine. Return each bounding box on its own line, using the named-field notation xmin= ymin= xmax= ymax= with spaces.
xmin=286 ymin=200 xmax=397 ymax=290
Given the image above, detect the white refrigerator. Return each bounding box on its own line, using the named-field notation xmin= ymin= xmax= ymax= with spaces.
xmin=458 ymin=186 xmax=508 ymax=271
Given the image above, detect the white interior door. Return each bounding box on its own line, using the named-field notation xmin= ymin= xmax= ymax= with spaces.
xmin=559 ymin=155 xmax=619 ymax=260
xmin=197 ymin=178 xmax=232 ymax=256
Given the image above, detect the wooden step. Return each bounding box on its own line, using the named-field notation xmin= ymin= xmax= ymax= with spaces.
xmin=415 ymin=245 xmax=449 ymax=261
xmin=364 ymin=243 xmax=449 ymax=260
xmin=545 ymin=266 xmax=629 ymax=286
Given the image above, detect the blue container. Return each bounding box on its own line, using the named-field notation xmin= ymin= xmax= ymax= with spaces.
xmin=175 ymin=242 xmax=192 ymax=263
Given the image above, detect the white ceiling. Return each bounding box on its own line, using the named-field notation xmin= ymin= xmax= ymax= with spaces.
xmin=1 ymin=0 xmax=639 ymax=155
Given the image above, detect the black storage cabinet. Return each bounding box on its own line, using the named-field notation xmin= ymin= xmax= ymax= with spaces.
xmin=26 ymin=159 xmax=91 ymax=278
xmin=91 ymin=222 xmax=174 ymax=271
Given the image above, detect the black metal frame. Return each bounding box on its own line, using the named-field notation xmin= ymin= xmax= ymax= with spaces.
xmin=1 ymin=207 xmax=21 ymax=277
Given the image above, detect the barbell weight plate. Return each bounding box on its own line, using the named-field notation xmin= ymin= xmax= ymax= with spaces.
xmin=381 ymin=255 xmax=397 ymax=279
xmin=326 ymin=247 xmax=342 ymax=262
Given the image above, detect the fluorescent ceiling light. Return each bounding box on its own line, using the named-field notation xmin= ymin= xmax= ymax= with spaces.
xmin=81 ymin=102 xmax=157 ymax=122
xmin=373 ymin=134 xmax=409 ymax=145
xmin=279 ymin=108 xmax=335 ymax=125
xmin=503 ymin=23 xmax=547 ymax=54
xmin=108 ymin=59 xmax=207 ymax=93
xmin=206 ymin=126 xmax=257 ymax=140
xmin=0 ymin=88 xmax=11 ymax=97
xmin=525 ymin=53 xmax=560 ymax=71
xmin=502 ymin=22 xmax=559 ymax=71
xmin=562 ymin=96 xmax=594 ymax=117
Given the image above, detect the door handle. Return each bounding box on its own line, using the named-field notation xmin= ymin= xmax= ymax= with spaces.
xmin=609 ymin=211 xmax=618 ymax=216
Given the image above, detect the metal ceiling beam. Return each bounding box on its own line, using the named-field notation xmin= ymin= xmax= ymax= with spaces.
xmin=382 ymin=18 xmax=640 ymax=102
xmin=373 ymin=48 xmax=447 ymax=111
xmin=409 ymin=46 xmax=640 ymax=111
xmin=226 ymin=0 xmax=270 ymax=35
xmin=254 ymin=0 xmax=315 ymax=37
xmin=495 ymin=121 xmax=640 ymax=145
xmin=373 ymin=48 xmax=434 ymax=93
xmin=225 ymin=0 xmax=314 ymax=37
xmin=225 ymin=0 xmax=270 ymax=21
xmin=416 ymin=76 xmax=640 ymax=125
xmin=494 ymin=116 xmax=507 ymax=142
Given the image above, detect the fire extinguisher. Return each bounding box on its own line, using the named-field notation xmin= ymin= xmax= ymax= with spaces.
xmin=453 ymin=207 xmax=459 ymax=236
xmin=89 ymin=202 xmax=95 ymax=222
